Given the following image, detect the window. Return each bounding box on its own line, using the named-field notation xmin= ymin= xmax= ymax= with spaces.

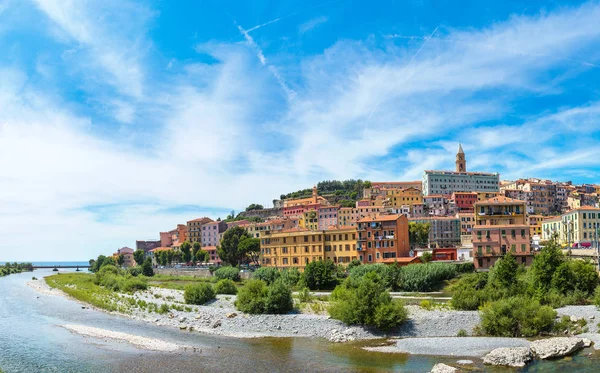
xmin=511 ymin=244 xmax=516 ymax=252
xmin=477 ymin=231 xmax=482 ymax=239
xmin=283 ymin=258 xmax=288 ymax=265
xmin=477 ymin=246 xmax=483 ymax=255
xmin=521 ymin=229 xmax=526 ymax=237
xmin=501 ymin=230 xmax=506 ymax=237
xmin=521 ymin=244 xmax=526 ymax=252
xmin=486 ymin=245 xmax=491 ymax=254
xmin=368 ymin=242 xmax=372 ymax=248
xmin=376 ymin=252 xmax=380 ymax=259
xmin=486 ymin=230 xmax=490 ymax=239
xmin=511 ymin=230 xmax=516 ymax=238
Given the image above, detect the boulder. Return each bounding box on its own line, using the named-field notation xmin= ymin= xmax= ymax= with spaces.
xmin=483 ymin=347 xmax=533 ymax=368
xmin=226 ymin=312 xmax=237 ymax=319
xmin=429 ymin=363 xmax=457 ymax=373
xmin=212 ymin=320 xmax=222 ymax=328
xmin=582 ymin=338 xmax=593 ymax=348
xmin=456 ymin=360 xmax=473 ymax=365
xmin=530 ymin=337 xmax=584 ymax=359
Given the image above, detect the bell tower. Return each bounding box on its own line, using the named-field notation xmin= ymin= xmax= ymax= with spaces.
xmin=456 ymin=143 xmax=466 ymax=172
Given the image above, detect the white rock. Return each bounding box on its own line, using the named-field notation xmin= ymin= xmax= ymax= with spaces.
xmin=582 ymin=338 xmax=593 ymax=348
xmin=429 ymin=363 xmax=457 ymax=373
xmin=570 ymin=315 xmax=579 ymax=323
xmin=483 ymin=347 xmax=533 ymax=367
xmin=456 ymin=359 xmax=473 ymax=365
xmin=530 ymin=337 xmax=584 ymax=359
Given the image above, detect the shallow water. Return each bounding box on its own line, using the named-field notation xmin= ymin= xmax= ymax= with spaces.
xmin=1 ymin=270 xmax=598 ymax=372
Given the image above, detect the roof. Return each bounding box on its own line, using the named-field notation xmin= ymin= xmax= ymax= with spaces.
xmin=458 ymin=143 xmax=464 ymax=154
xmin=149 ymin=247 xmax=173 ymax=252
xmin=203 ymin=246 xmax=217 ymax=251
xmin=476 ymin=196 xmax=526 ymax=205
xmin=187 ymin=217 xmax=213 ymax=224
xmin=357 ymin=214 xmax=401 ymax=223
xmin=381 ymin=257 xmax=421 ymax=264
xmin=325 ymin=225 xmax=356 ymax=232
xmin=279 ymin=227 xmax=311 ymax=233
xmin=574 ymin=206 xmax=600 ymax=211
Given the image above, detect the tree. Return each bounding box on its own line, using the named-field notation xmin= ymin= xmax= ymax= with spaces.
xmin=167 ymin=250 xmax=174 ymax=266
xmin=421 ymin=251 xmax=433 ymax=263
xmin=238 ymin=237 xmax=260 ymax=265
xmin=133 ymin=250 xmax=145 ymax=266
xmin=173 ymin=250 xmax=182 ymax=264
xmin=218 ymin=226 xmax=251 ymax=266
xmin=492 ymin=252 xmax=518 ymax=289
xmin=117 ymin=254 xmax=125 ymax=267
xmin=245 ymin=204 xmax=264 ymax=211
xmin=192 ymin=242 xmax=201 ymax=264
xmin=363 ymin=180 xmax=372 ymax=189
xmin=409 ymin=222 xmax=430 ymax=248
xmin=303 ymin=260 xmax=338 ymax=290
xmin=180 ymin=241 xmax=192 ymax=264
xmin=142 ymin=258 xmax=154 ymax=277
xmin=531 ymin=240 xmax=565 ymax=293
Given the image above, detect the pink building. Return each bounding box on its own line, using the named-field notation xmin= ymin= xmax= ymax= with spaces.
xmin=318 ymin=206 xmax=339 ymax=230
xmin=203 ymin=246 xmax=222 ymax=264
xmin=202 ymin=220 xmax=227 ymax=247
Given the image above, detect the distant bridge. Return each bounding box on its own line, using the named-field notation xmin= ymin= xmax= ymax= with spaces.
xmin=33 ymin=265 xmax=91 ymax=269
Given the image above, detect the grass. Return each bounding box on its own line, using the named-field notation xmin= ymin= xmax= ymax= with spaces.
xmin=148 ymin=274 xmax=217 ymax=290
xmin=46 ymin=273 xmax=123 ymax=312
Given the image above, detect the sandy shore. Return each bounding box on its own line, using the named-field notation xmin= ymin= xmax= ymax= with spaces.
xmin=62 ymin=324 xmax=195 ymax=352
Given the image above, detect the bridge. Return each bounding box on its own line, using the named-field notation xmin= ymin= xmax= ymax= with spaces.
xmin=33 ymin=265 xmax=91 ymax=269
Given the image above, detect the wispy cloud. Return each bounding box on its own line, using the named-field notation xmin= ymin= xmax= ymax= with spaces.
xmin=299 ymin=16 xmax=328 ymax=34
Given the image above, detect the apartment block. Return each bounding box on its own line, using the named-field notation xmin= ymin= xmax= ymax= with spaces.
xmin=186 ymin=217 xmax=213 ymax=243
xmin=201 ymin=220 xmax=227 ymax=247
xmin=357 ymin=215 xmax=410 ymax=264
xmin=542 ymin=207 xmax=600 ymax=246
xmin=409 ymin=216 xmax=462 ymax=248
xmin=472 ymin=196 xmax=533 ymax=269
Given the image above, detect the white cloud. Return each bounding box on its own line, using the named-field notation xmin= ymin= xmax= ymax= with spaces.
xmin=299 ymin=16 xmax=328 ymax=34
xmin=3 ymin=2 xmax=600 ymax=260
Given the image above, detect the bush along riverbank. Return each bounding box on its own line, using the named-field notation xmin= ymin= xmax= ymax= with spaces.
xmin=0 ymin=262 xmax=33 ymax=277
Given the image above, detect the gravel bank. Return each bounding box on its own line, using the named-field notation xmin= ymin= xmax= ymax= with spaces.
xmin=62 ymin=324 xmax=195 ymax=352
xmin=556 ymin=305 xmax=600 ymax=333
xmin=365 ymin=337 xmax=530 ymax=357
xmin=26 ymin=278 xmax=62 ymax=296
xmin=398 ymin=306 xmax=480 ymax=337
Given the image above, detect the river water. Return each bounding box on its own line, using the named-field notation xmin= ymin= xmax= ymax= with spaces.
xmin=1 ymin=270 xmax=598 ymax=372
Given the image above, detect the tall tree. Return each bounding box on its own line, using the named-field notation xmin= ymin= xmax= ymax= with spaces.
xmin=192 ymin=242 xmax=201 ymax=263
xmin=180 ymin=241 xmax=192 ymax=264
xmin=167 ymin=250 xmax=174 ymax=266
xmin=133 ymin=250 xmax=145 ymax=266
xmin=531 ymin=240 xmax=565 ymax=293
xmin=409 ymin=222 xmax=430 ymax=248
xmin=117 ymin=254 xmax=125 ymax=267
xmin=217 ymin=226 xmax=251 ymax=266
xmin=492 ymin=252 xmax=518 ymax=288
xmin=238 ymin=237 xmax=261 ymax=265
xmin=142 ymin=258 xmax=154 ymax=277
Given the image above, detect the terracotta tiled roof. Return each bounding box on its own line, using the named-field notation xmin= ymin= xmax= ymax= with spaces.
xmin=187 ymin=217 xmax=213 ymax=223
xmin=575 ymin=206 xmax=600 ymax=211
xmin=357 ymin=214 xmax=401 ymax=223
xmin=477 ymin=196 xmax=526 ymax=204
xmin=380 ymin=257 xmax=421 ymax=264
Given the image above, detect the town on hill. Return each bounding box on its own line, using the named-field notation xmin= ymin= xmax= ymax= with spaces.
xmin=103 ymin=144 xmax=600 ymax=272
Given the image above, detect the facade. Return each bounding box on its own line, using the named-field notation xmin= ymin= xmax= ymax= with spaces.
xmin=299 ymin=210 xmax=319 ymax=231
xmin=458 ymin=212 xmax=475 ymax=235
xmin=528 ymin=215 xmax=544 ymax=238
xmin=187 ymin=217 xmax=213 ymax=243
xmin=409 ymin=217 xmax=461 ymax=248
xmin=365 ymin=181 xmax=422 ymax=199
xmin=338 ymin=207 xmax=358 ymax=227
xmin=385 ymin=187 xmax=423 ymax=215
xmin=201 ymin=220 xmax=227 ymax=247
xmin=136 ymin=240 xmax=161 ymax=255
xmin=423 ymin=145 xmax=499 ymax=197
xmin=116 ymin=247 xmax=135 ymax=267
xmin=283 ymin=186 xmax=327 ymax=217
xmin=357 ymin=215 xmax=410 ymax=263
xmin=203 ymin=246 xmax=222 ymax=264
xmin=471 ymin=196 xmax=533 ymax=269
xmin=542 ymin=207 xmax=600 ymax=246
xmin=318 ymin=205 xmax=339 ymax=230
xmin=423 ymin=195 xmax=451 ymax=216
xmin=452 ymin=192 xmax=478 ymax=212
xmin=324 ymin=227 xmax=359 ymax=264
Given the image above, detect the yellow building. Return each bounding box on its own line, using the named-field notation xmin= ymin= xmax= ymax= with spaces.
xmin=477 ymin=192 xmax=499 ymax=202
xmin=385 ymin=187 xmax=423 ymax=212
xmin=543 ymin=207 xmax=600 ymax=246
xmin=260 ymin=227 xmax=359 ymax=269
xmin=299 ymin=209 xmax=319 ymax=231
xmin=338 ymin=207 xmax=358 ymax=227
xmin=528 ymin=214 xmax=544 ymax=237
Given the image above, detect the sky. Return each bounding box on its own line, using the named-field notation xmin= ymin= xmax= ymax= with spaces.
xmin=1 ymin=0 xmax=600 ymax=261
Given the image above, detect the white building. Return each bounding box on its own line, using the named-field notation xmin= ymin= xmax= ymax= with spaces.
xmin=422 ymin=144 xmax=499 ymax=196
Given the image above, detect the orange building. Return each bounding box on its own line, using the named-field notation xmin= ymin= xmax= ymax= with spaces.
xmin=357 ymin=214 xmax=410 ymax=263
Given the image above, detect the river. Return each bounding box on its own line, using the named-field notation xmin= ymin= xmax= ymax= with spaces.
xmin=0 ymin=270 xmax=598 ymax=372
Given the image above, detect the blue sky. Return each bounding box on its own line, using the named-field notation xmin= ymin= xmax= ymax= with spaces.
xmin=1 ymin=0 xmax=600 ymax=260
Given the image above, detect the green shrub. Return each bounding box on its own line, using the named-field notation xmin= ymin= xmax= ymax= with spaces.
xmin=349 ymin=263 xmax=402 ymax=290
xmin=142 ymin=258 xmax=154 ymax=277
xmin=280 ymin=268 xmax=301 ymax=287
xmin=158 ymin=303 xmax=170 ymax=314
xmin=298 ymin=287 xmax=313 ymax=303
xmin=399 ymin=263 xmax=457 ymax=292
xmin=264 ymin=279 xmax=293 ymax=314
xmin=456 ymin=262 xmax=475 ymax=273
xmin=420 ymin=299 xmax=433 ymax=310
xmin=32 ymin=276 xmax=38 ymax=280
xmin=457 ymin=329 xmax=467 ymax=337
xmin=235 ymin=279 xmax=267 ymax=314
xmin=184 ymin=283 xmax=216 ymax=305
xmin=302 ymin=260 xmax=338 ymax=290
xmin=594 ymin=286 xmax=600 ymax=309
xmin=480 ymin=296 xmax=556 ymax=337
xmin=214 ymin=266 xmax=240 ymax=282
xmin=120 ymin=277 xmax=148 ymax=292
xmin=253 ymin=267 xmax=280 ymax=285
xmin=373 ymin=300 xmax=408 ymax=330
xmin=214 ymin=279 xmax=238 ymax=295
xmin=127 ymin=267 xmax=142 ymax=277
xmin=329 ymin=272 xmax=407 ymax=330
xmin=421 ymin=252 xmax=432 ymax=263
